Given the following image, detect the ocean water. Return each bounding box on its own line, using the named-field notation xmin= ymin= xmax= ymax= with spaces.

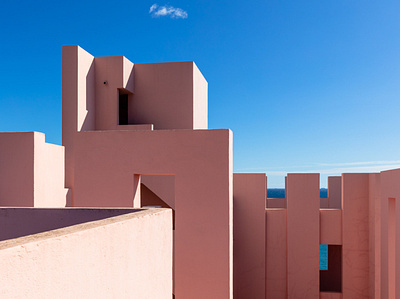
xmin=320 ymin=244 xmax=327 ymax=270
xmin=267 ymin=188 xmax=328 ymax=198
xmin=266 ymin=189 xmax=329 ymax=269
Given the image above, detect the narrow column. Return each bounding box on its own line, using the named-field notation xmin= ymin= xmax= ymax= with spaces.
xmin=342 ymin=173 xmax=369 ymax=298
xmin=266 ymin=209 xmax=287 ymax=298
xmin=287 ymin=173 xmax=320 ymax=298
xmin=368 ymin=173 xmax=381 ymax=298
xmin=233 ymin=173 xmax=266 ymax=299
xmin=388 ymin=198 xmax=395 ymax=299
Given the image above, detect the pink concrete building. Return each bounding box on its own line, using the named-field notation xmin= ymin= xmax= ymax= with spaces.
xmin=0 ymin=45 xmax=399 ymax=298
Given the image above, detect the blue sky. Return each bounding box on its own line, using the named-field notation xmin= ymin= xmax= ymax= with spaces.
xmin=1 ymin=0 xmax=400 ymax=187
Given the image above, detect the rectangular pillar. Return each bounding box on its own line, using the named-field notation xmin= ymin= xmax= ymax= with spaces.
xmin=62 ymin=45 xmax=95 ymax=204
xmin=342 ymin=173 xmax=369 ymax=298
xmin=287 ymin=173 xmax=320 ymax=298
xmin=388 ymin=198 xmax=396 ymax=299
xmin=233 ymin=173 xmax=266 ymax=299
xmin=369 ymin=173 xmax=381 ymax=298
xmin=380 ymin=169 xmax=400 ymax=299
xmin=266 ymin=209 xmax=287 ymax=298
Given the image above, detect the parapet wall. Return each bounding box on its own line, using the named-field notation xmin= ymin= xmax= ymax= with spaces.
xmin=0 ymin=208 xmax=172 ymax=299
xmin=0 ymin=207 xmax=139 ymax=241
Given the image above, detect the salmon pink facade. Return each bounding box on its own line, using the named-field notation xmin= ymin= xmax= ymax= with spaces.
xmin=0 ymin=45 xmax=399 ymax=298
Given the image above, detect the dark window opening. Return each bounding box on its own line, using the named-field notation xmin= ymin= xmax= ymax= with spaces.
xmin=119 ymin=93 xmax=128 ymax=125
xmin=320 ymin=245 xmax=342 ymax=292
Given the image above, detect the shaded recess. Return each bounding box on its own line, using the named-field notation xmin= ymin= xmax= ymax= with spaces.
xmin=320 ymin=244 xmax=342 ymax=292
xmin=141 ymin=184 xmax=175 ymax=229
xmin=118 ymin=91 xmax=129 ymax=125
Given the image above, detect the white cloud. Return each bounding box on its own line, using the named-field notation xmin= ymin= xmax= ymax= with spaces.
xmin=149 ymin=4 xmax=188 ymax=19
xmin=149 ymin=4 xmax=158 ymax=13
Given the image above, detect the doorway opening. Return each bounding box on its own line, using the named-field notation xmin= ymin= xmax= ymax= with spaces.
xmin=119 ymin=90 xmax=129 ymax=125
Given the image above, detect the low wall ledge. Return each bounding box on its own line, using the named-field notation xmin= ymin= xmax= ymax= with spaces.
xmin=0 ymin=208 xmax=170 ymax=251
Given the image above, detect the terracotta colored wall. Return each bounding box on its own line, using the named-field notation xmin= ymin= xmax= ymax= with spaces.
xmin=267 ymin=198 xmax=286 ymax=208
xmin=380 ymin=172 xmax=390 ymax=299
xmin=193 ymin=62 xmax=208 ymax=129
xmin=34 ymin=133 xmax=67 ymax=207
xmin=72 ymin=129 xmax=233 ymax=299
xmin=320 ymin=209 xmax=342 ymax=245
xmin=342 ymin=173 xmax=370 ymax=298
xmin=0 ymin=209 xmax=172 ymax=298
xmin=369 ymin=173 xmax=381 ymax=298
xmin=233 ymin=173 xmax=266 ymax=299
xmin=129 ymin=62 xmax=207 ymax=130
xmin=320 ymin=292 xmax=342 ymax=299
xmin=62 ymin=47 xmax=208 ymax=201
xmin=380 ymin=169 xmax=400 ymax=299
xmin=0 ymin=132 xmax=34 ymax=206
xmin=265 ymin=209 xmax=287 ymax=298
xmin=94 ymin=56 xmax=134 ymax=130
xmin=287 ymin=173 xmax=320 ymax=298
xmin=0 ymin=132 xmax=66 ymax=207
xmin=320 ymin=197 xmax=329 ymax=208
xmin=62 ymin=45 xmax=95 ymax=198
